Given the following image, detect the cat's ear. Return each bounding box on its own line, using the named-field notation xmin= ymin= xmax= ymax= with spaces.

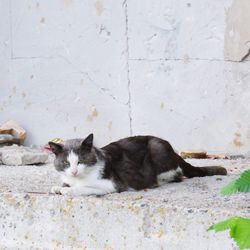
xmin=49 ymin=142 xmax=63 ymax=155
xmin=81 ymin=133 xmax=93 ymax=151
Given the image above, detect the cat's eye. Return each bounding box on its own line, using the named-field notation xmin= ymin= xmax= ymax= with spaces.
xmin=78 ymin=160 xmax=84 ymax=164
xmin=63 ymin=160 xmax=70 ymax=165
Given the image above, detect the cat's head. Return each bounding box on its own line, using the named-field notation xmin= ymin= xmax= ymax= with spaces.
xmin=49 ymin=134 xmax=101 ymax=177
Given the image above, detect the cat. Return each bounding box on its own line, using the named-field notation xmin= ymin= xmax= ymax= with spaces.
xmin=49 ymin=134 xmax=227 ymax=196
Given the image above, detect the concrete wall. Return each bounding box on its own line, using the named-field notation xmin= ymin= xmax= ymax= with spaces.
xmin=1 ymin=0 xmax=250 ymax=153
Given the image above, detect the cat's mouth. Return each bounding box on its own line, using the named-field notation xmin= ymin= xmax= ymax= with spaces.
xmin=63 ymin=169 xmax=84 ymax=178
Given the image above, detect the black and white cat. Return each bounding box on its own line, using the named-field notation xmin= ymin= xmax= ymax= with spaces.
xmin=49 ymin=134 xmax=227 ymax=196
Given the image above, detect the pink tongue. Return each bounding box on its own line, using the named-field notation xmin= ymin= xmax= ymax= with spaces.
xmin=43 ymin=145 xmax=53 ymax=153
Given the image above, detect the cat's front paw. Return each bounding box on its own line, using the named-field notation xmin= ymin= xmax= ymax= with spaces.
xmin=50 ymin=186 xmax=73 ymax=195
xmin=50 ymin=186 xmax=63 ymax=194
xmin=58 ymin=187 xmax=74 ymax=196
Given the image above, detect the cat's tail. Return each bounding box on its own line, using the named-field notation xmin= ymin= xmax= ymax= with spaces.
xmin=177 ymin=156 xmax=227 ymax=178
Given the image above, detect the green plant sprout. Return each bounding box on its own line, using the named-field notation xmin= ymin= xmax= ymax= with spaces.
xmin=221 ymin=170 xmax=250 ymax=195
xmin=208 ymin=217 xmax=250 ymax=250
xmin=208 ymin=170 xmax=250 ymax=250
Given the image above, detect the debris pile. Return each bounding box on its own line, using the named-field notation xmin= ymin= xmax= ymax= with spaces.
xmin=0 ymin=120 xmax=48 ymax=165
xmin=0 ymin=120 xmax=26 ymax=146
xmin=180 ymin=151 xmax=245 ymax=160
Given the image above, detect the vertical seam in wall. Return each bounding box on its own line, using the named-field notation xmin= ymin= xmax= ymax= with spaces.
xmin=123 ymin=0 xmax=133 ymax=136
xmin=9 ymin=0 xmax=13 ymax=59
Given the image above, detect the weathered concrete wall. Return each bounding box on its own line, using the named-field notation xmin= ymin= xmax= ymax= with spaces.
xmin=1 ymin=0 xmax=250 ymax=153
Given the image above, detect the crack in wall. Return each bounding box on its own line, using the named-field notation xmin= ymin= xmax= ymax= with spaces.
xmin=123 ymin=0 xmax=133 ymax=136
xmin=129 ymin=57 xmax=250 ymax=63
xmin=12 ymin=56 xmax=250 ymax=63
xmin=58 ymin=55 xmax=128 ymax=106
xmin=10 ymin=54 xmax=127 ymax=106
xmin=11 ymin=56 xmax=55 ymax=60
xmin=9 ymin=0 xmax=13 ymax=59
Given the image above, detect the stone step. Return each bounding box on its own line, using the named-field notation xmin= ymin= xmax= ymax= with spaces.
xmin=0 ymin=159 xmax=249 ymax=250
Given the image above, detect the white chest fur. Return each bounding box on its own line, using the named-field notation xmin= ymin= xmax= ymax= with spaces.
xmin=59 ymin=160 xmax=116 ymax=195
xmin=51 ymin=151 xmax=116 ymax=196
xmin=60 ymin=163 xmax=103 ymax=187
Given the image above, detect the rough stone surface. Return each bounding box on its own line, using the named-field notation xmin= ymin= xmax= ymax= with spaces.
xmin=224 ymin=0 xmax=250 ymax=61
xmin=129 ymin=59 xmax=250 ymax=153
xmin=0 ymin=145 xmax=49 ymax=165
xmin=127 ymin=0 xmax=233 ymax=60
xmin=0 ymin=158 xmax=249 ymax=249
xmin=0 ymin=0 xmax=130 ymax=147
xmin=1 ymin=0 xmax=250 ymax=153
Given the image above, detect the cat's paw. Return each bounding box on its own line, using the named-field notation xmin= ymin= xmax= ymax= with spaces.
xmin=50 ymin=186 xmax=63 ymax=194
xmin=59 ymin=187 xmax=74 ymax=196
xmin=50 ymin=186 xmax=74 ymax=195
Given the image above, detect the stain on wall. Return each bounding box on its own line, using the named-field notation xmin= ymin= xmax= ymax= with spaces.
xmin=160 ymin=102 xmax=165 ymax=110
xmin=233 ymin=132 xmax=244 ymax=148
xmin=108 ymin=121 xmax=112 ymax=131
xmin=95 ymin=1 xmax=104 ymax=16
xmin=87 ymin=106 xmax=98 ymax=122
xmin=40 ymin=17 xmax=45 ymax=24
xmin=62 ymin=0 xmax=73 ymax=7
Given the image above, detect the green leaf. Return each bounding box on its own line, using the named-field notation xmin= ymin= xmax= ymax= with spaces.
xmin=221 ymin=170 xmax=250 ymax=195
xmin=221 ymin=179 xmax=238 ymax=195
xmin=208 ymin=217 xmax=238 ymax=232
xmin=235 ymin=170 xmax=250 ymax=193
xmin=208 ymin=217 xmax=250 ymax=250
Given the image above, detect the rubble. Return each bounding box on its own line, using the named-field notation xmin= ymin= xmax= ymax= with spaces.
xmin=0 ymin=134 xmax=21 ymax=146
xmin=206 ymin=153 xmax=228 ymax=159
xmin=180 ymin=151 xmax=207 ymax=159
xmin=0 ymin=145 xmax=48 ymax=166
xmin=180 ymin=151 xmax=245 ymax=160
xmin=0 ymin=120 xmax=26 ymax=145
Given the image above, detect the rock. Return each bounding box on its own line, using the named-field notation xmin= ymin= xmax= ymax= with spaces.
xmin=206 ymin=153 xmax=228 ymax=159
xmin=0 ymin=145 xmax=48 ymax=166
xmin=0 ymin=120 xmax=26 ymax=144
xmin=0 ymin=134 xmax=21 ymax=146
xmin=227 ymin=154 xmax=245 ymax=160
xmin=244 ymin=151 xmax=250 ymax=159
xmin=180 ymin=151 xmax=207 ymax=159
xmin=0 ymin=134 xmax=14 ymax=142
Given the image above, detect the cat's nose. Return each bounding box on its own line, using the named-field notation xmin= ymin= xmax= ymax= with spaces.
xmin=71 ymin=169 xmax=78 ymax=176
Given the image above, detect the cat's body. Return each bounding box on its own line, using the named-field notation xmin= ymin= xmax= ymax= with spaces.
xmin=49 ymin=134 xmax=227 ymax=196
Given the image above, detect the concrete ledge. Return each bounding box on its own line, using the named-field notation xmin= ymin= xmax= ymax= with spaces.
xmin=0 ymin=159 xmax=250 ymax=249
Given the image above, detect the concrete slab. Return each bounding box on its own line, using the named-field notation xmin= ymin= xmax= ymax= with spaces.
xmin=127 ymin=0 xmax=232 ymax=60
xmin=0 ymin=158 xmax=249 ymax=249
xmin=129 ymin=59 xmax=250 ymax=154
xmin=0 ymin=0 xmax=131 ymax=146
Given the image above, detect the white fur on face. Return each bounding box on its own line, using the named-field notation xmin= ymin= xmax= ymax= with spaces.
xmin=66 ymin=151 xmax=81 ymax=177
xmin=57 ymin=150 xmax=116 ymax=195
